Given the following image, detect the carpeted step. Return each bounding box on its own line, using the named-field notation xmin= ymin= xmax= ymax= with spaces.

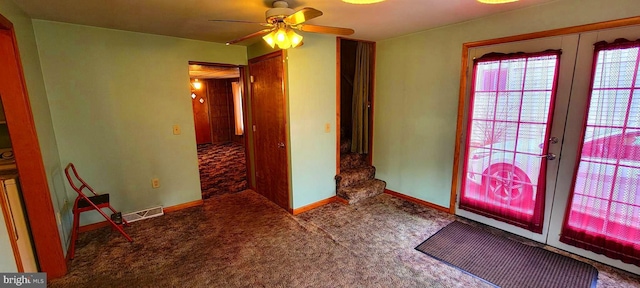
xmin=336 ymin=166 xmax=376 ymax=189
xmin=340 ymin=153 xmax=368 ymax=170
xmin=337 ymin=179 xmax=386 ymax=204
xmin=335 ymin=166 xmax=376 ymax=189
xmin=340 ymin=139 xmax=351 ymax=154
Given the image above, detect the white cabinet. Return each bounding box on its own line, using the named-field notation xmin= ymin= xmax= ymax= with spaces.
xmin=0 ymin=177 xmax=37 ymax=272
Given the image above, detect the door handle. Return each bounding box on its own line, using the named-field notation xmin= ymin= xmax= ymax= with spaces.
xmin=537 ymin=153 xmax=556 ymax=160
xmin=277 ymin=142 xmax=285 ymax=149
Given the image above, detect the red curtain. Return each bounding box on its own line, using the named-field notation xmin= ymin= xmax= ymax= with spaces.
xmin=460 ymin=50 xmax=561 ymax=233
xmin=560 ymin=39 xmax=640 ymax=266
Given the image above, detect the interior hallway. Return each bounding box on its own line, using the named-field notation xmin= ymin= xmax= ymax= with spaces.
xmin=197 ymin=142 xmax=247 ymax=199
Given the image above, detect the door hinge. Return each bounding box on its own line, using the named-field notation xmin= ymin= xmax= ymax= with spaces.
xmin=253 ymin=125 xmax=257 ymax=132
xmin=250 ymin=76 xmax=254 ymax=83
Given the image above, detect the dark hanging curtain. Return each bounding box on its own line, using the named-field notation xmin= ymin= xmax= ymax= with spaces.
xmin=351 ymin=42 xmax=373 ymax=154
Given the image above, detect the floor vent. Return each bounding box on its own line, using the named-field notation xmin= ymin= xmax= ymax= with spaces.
xmin=122 ymin=206 xmax=164 ymax=223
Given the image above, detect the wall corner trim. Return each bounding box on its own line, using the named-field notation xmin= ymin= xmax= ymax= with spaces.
xmin=77 ymin=199 xmax=204 ymax=233
xmin=162 ymin=199 xmax=204 ymax=214
xmin=384 ymin=189 xmax=451 ymax=213
xmin=291 ymin=196 xmax=338 ymax=215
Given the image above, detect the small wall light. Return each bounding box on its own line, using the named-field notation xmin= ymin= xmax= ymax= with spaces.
xmin=193 ymin=79 xmax=202 ymax=90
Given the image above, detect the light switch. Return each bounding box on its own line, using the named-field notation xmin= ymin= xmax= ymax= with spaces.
xmin=324 ymin=123 xmax=331 ymax=133
xmin=172 ymin=124 xmax=181 ymax=135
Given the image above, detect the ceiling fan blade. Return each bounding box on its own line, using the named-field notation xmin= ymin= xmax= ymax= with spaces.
xmin=284 ymin=7 xmax=323 ymax=25
xmin=297 ymin=24 xmax=354 ymax=36
xmin=226 ymin=29 xmax=273 ymax=45
xmin=209 ymin=19 xmax=264 ymax=24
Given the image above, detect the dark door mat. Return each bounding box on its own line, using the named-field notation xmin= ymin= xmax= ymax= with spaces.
xmin=416 ymin=221 xmax=598 ymax=288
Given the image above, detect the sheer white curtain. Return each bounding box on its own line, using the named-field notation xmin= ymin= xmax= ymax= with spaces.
xmin=231 ymin=82 xmax=244 ymax=135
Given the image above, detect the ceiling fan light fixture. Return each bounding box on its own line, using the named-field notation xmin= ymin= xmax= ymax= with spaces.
xmin=287 ymin=29 xmax=303 ymax=48
xmin=221 ymin=2 xmax=352 ymax=48
xmin=276 ymin=35 xmax=291 ymax=49
xmin=476 ymin=0 xmax=518 ymax=4
xmin=263 ymin=32 xmax=276 ymax=48
xmin=262 ymin=26 xmax=300 ymax=50
xmin=274 ymin=27 xmax=291 ymax=49
xmin=341 ymin=0 xmax=385 ymax=4
xmin=275 ymin=28 xmax=288 ymax=43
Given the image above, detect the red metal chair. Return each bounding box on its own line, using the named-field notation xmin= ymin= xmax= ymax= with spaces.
xmin=64 ymin=163 xmax=132 ymax=259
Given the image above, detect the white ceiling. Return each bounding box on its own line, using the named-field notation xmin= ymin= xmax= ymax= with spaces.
xmin=11 ymin=0 xmax=557 ymax=46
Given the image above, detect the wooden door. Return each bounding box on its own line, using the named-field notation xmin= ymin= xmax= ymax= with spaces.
xmin=207 ymin=79 xmax=232 ymax=143
xmin=192 ymin=81 xmax=211 ymax=145
xmin=249 ymin=51 xmax=290 ymax=210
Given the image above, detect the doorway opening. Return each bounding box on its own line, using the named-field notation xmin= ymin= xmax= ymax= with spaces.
xmin=337 ymin=38 xmax=375 ymax=164
xmin=188 ymin=62 xmax=249 ymax=199
xmin=335 ymin=38 xmax=386 ymax=204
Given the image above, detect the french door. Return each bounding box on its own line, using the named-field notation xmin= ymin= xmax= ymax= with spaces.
xmin=457 ymin=24 xmax=640 ymax=274
xmin=546 ymin=26 xmax=640 ymax=273
xmin=458 ymin=35 xmax=580 ymax=244
xmin=460 ymin=50 xmax=562 ymax=234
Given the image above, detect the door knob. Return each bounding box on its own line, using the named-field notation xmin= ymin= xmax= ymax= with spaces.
xmin=537 ymin=153 xmax=556 ymax=160
xmin=277 ymin=142 xmax=285 ymax=149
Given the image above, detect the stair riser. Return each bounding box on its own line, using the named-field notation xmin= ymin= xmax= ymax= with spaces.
xmin=336 ymin=167 xmax=375 ymax=189
xmin=337 ymin=179 xmax=386 ymax=204
xmin=340 ymin=141 xmax=350 ymax=154
xmin=340 ymin=154 xmax=368 ymax=170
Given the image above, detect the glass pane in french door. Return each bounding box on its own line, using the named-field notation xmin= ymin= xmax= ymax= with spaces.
xmin=460 ymin=51 xmax=561 ymax=233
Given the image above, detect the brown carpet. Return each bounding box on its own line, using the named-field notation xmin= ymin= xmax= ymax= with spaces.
xmin=416 ymin=221 xmax=598 ymax=288
xmin=49 ymin=191 xmax=640 ymax=288
xmin=197 ymin=142 xmax=247 ymax=199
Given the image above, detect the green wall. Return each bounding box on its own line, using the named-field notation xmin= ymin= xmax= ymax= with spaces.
xmin=247 ymin=40 xmax=279 ymax=59
xmin=287 ymin=34 xmax=337 ymax=208
xmin=0 ymin=0 xmax=69 ymax=258
xmin=375 ymin=0 xmax=640 ymax=208
xmin=32 ymin=20 xmax=247 ymax=225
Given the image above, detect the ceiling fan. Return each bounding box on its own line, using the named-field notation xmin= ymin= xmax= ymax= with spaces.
xmin=211 ymin=0 xmax=355 ymax=49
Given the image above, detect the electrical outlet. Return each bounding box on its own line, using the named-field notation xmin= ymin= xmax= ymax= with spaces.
xmin=152 ymin=178 xmax=160 ymax=188
xmin=172 ymin=124 xmax=181 ymax=135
